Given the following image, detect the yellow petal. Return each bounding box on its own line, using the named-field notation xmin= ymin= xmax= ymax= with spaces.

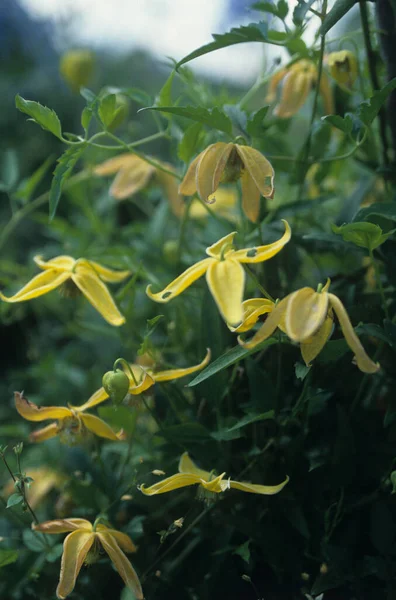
xmin=33 ymin=255 xmax=75 ymax=271
xmin=110 ymin=161 xmax=154 ymax=199
xmin=139 ymin=473 xmax=203 ymax=495
xmin=196 ymin=142 xmax=230 ymax=201
xmin=153 ymin=349 xmax=211 ymax=382
xmin=179 ymin=153 xmax=201 ymax=195
xmin=80 ymin=413 xmax=124 ymax=441
xmin=126 ymin=366 xmax=156 ymax=395
xmin=178 ymin=452 xmax=211 ymax=480
xmin=0 ymin=269 xmax=71 ymax=303
xmin=285 ymin=287 xmax=329 ymax=342
xmin=300 ymin=311 xmax=333 ymax=366
xmin=94 ymin=153 xmax=138 ymax=175
xmin=157 ymin=168 xmax=185 ymax=217
xmin=200 ymin=473 xmax=227 ymax=493
xmin=30 ymin=423 xmax=59 ymax=443
xmin=96 ymin=525 xmax=137 ymax=553
xmin=233 ymin=220 xmax=291 ymax=264
xmin=328 ymin=293 xmax=380 ymax=374
xmin=189 ymin=188 xmax=237 ymax=220
xmin=229 ymin=298 xmax=275 ymax=333
xmin=206 ymin=231 xmax=237 ymax=259
xmin=14 ymin=391 xmax=71 ymax=422
xmin=146 ymin=258 xmax=213 ymax=302
xmin=77 ymin=259 xmax=130 ymax=283
xmin=229 ymin=475 xmax=289 ymax=495
xmin=72 ymin=265 xmax=125 ymax=326
xmin=56 ymin=530 xmax=95 ymax=600
xmin=240 ymin=170 xmax=261 ymax=222
xmin=211 ymin=143 xmax=234 ymax=190
xmin=97 ymin=533 xmax=143 ymax=599
xmin=235 ymin=145 xmax=275 ymax=200
xmin=266 ymin=68 xmax=288 ymax=102
xmin=33 ymin=518 xmax=92 ymax=533
xmin=238 ymin=296 xmax=289 ymax=349
xmin=71 ymin=387 xmax=109 ymax=413
xmin=206 ymin=258 xmax=245 ymax=325
xmin=274 ymin=68 xmax=312 ymax=118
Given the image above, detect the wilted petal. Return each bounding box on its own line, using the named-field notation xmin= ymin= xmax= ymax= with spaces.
xmin=33 ymin=255 xmax=75 ymax=271
xmin=206 ymin=258 xmax=245 ymax=325
xmin=0 ymin=269 xmax=71 ymax=303
xmin=229 ymin=298 xmax=274 ymax=333
xmin=80 ymin=413 xmax=124 ymax=441
xmin=56 ymin=530 xmax=95 ymax=599
xmin=97 ymin=533 xmax=143 ymax=599
xmin=196 ymin=142 xmax=230 ymax=201
xmin=238 ymin=296 xmax=289 ymax=349
xmin=235 ymin=145 xmax=275 ymax=200
xmin=33 ymin=518 xmax=92 ymax=534
xmin=139 ymin=473 xmax=203 ymax=495
xmin=212 ymin=143 xmax=234 ymax=190
xmin=110 ymin=161 xmax=154 ymax=199
xmin=96 ymin=525 xmax=137 ymax=553
xmin=179 ymin=153 xmax=201 ymax=196
xmin=72 ymin=265 xmax=125 ymax=326
xmin=14 ymin=391 xmax=71 ymax=422
xmin=229 ymin=475 xmax=289 ymax=495
xmin=300 ymin=311 xmax=333 ymax=366
xmin=126 ymin=366 xmax=156 ymax=395
xmin=240 ymin=170 xmax=261 ymax=222
xmin=153 ymin=349 xmax=211 ymax=382
xmin=77 ymin=260 xmax=130 ymax=283
xmin=274 ymin=69 xmax=312 ymax=118
xmin=94 ymin=153 xmax=138 ymax=175
xmin=178 ymin=452 xmax=211 ymax=480
xmin=233 ymin=220 xmax=291 ymax=264
xmin=328 ymin=294 xmax=380 ymax=373
xmin=146 ymin=258 xmax=213 ymax=302
xmin=285 ymin=287 xmax=329 ymax=342
xmin=30 ymin=423 xmax=59 ymax=443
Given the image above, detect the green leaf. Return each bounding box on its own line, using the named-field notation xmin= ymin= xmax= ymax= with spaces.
xmin=0 ymin=550 xmax=18 ymax=568
xmin=139 ymin=105 xmax=233 ymax=135
xmin=246 ymin=106 xmax=270 ymax=136
xmin=177 ymin=122 xmax=204 ymax=162
xmin=295 ymin=362 xmax=310 ymax=381
xmin=23 ymin=529 xmax=45 ymax=552
xmin=233 ymin=540 xmax=250 ymax=564
xmin=15 ymin=155 xmax=54 ymax=203
xmin=98 ymin=94 xmax=121 ymax=129
xmin=15 ymin=95 xmax=63 ymax=140
xmin=354 ymin=202 xmax=396 ymax=223
xmin=45 ymin=544 xmax=64 ymax=563
xmin=0 ymin=150 xmax=19 ymax=190
xmin=98 ymin=406 xmax=138 ymax=435
xmin=188 ymin=339 xmax=278 ymax=387
xmin=49 ymin=144 xmax=86 ymax=220
xmin=6 ymin=493 xmax=23 ymax=508
xmin=322 ymin=114 xmax=353 ymax=134
xmin=332 ymin=221 xmax=395 ymax=250
xmin=211 ymin=411 xmax=275 ymax=441
xmin=157 ymin=423 xmax=211 ymax=444
xmin=355 ymin=78 xmax=396 ymax=126
xmin=321 ymin=0 xmax=357 ymax=34
xmin=223 ymin=104 xmax=247 ymax=135
xmin=293 ymin=0 xmax=317 ymax=25
xmin=81 ymin=107 xmax=93 ymax=132
xmin=157 ymin=70 xmax=175 ymax=107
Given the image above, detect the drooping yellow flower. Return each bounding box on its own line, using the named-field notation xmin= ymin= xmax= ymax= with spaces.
xmin=238 ymin=281 xmax=379 ymax=374
xmin=0 ymin=255 xmax=129 ymax=326
xmin=76 ymin=349 xmax=212 ymax=411
xmin=146 ymin=221 xmax=291 ymax=326
xmin=327 ymin=50 xmax=358 ymax=89
xmin=139 ymin=452 xmax=289 ymax=497
xmin=94 ymin=153 xmax=184 ymax=216
xmin=179 ymin=142 xmax=275 ymax=222
xmin=33 ymin=518 xmax=143 ymax=600
xmin=266 ymin=60 xmax=334 ymax=118
xmin=14 ymin=391 xmax=125 ymax=445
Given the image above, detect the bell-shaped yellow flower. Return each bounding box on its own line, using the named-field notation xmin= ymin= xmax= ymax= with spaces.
xmin=139 ymin=452 xmax=289 ymax=496
xmin=179 ymin=142 xmax=275 ymax=222
xmin=94 ymin=153 xmax=184 ymax=217
xmin=146 ymin=221 xmax=291 ymax=326
xmin=0 ymin=255 xmax=129 ymax=326
xmin=76 ymin=349 xmax=212 ymax=411
xmin=14 ymin=391 xmax=125 ymax=445
xmin=327 ymin=50 xmax=358 ymax=89
xmin=238 ymin=281 xmax=379 ymax=374
xmin=33 ymin=518 xmax=143 ymax=599
xmin=266 ymin=60 xmax=334 ymax=118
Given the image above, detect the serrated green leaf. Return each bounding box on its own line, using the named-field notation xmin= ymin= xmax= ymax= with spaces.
xmin=322 ymin=114 xmax=353 ymax=134
xmin=6 ymin=493 xmax=23 ymax=508
xmin=332 ymin=221 xmax=395 ymax=250
xmin=246 ymin=106 xmax=269 ymax=136
xmin=49 ymin=144 xmax=86 ymax=220
xmin=157 ymin=70 xmax=175 ymax=107
xmin=15 ymin=155 xmax=54 ymax=203
xmin=354 ymin=202 xmax=396 ymax=223
xmin=139 ymin=105 xmax=233 ymax=135
xmin=98 ymin=94 xmax=117 ymax=128
xmin=355 ymin=78 xmax=396 ymax=126
xmin=15 ymin=95 xmax=63 ymax=140
xmin=178 ymin=122 xmax=204 ymax=162
xmin=0 ymin=550 xmax=18 ymax=568
xmin=223 ymin=104 xmax=247 ymax=135
xmin=321 ymin=0 xmax=357 ymax=34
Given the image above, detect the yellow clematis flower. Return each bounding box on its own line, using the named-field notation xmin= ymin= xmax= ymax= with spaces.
xmin=139 ymin=452 xmax=289 ymax=497
xmin=14 ymin=391 xmax=125 ymax=445
xmin=4 ymin=467 xmax=65 ymax=510
xmin=94 ymin=153 xmax=184 ymax=216
xmin=0 ymin=255 xmax=129 ymax=326
xmin=266 ymin=59 xmax=334 ymax=118
xmin=33 ymin=518 xmax=143 ymax=599
xmin=76 ymin=349 xmax=212 ymax=411
xmin=238 ymin=281 xmax=379 ymax=374
xmin=179 ymin=142 xmax=275 ymax=222
xmin=327 ymin=50 xmax=358 ymax=89
xmin=146 ymin=221 xmax=291 ymax=326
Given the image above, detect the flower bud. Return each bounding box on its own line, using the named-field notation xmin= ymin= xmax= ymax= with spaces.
xmin=108 ymin=94 xmax=130 ymax=131
xmin=60 ymin=49 xmax=95 ymax=92
xmin=102 ymin=369 xmax=130 ymax=405
xmin=327 ymin=50 xmax=358 ymax=88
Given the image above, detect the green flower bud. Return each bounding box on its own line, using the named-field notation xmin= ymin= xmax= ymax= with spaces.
xmin=60 ymin=49 xmax=95 ymax=92
xmin=102 ymin=369 xmax=130 ymax=405
xmin=108 ymin=94 xmax=130 ymax=131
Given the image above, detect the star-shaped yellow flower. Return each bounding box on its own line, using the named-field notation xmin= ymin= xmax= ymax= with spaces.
xmin=179 ymin=142 xmax=275 ymax=222
xmin=146 ymin=221 xmax=291 ymax=326
xmin=266 ymin=59 xmax=334 ymax=118
xmin=139 ymin=452 xmax=289 ymax=496
xmin=14 ymin=391 xmax=125 ymax=445
xmin=0 ymin=255 xmax=130 ymax=326
xmin=94 ymin=153 xmax=184 ymax=216
xmin=33 ymin=518 xmax=143 ymax=599
xmin=238 ymin=281 xmax=379 ymax=374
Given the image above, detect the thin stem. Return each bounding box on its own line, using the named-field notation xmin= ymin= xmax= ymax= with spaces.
xmin=244 ymin=265 xmax=275 ymax=302
xmin=369 ymin=247 xmax=389 ymax=319
xmin=177 ymin=197 xmax=193 ymax=261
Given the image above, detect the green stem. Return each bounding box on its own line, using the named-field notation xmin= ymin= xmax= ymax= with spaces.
xmin=244 ymin=265 xmax=275 ymax=302
xmin=369 ymin=247 xmax=389 ymax=319
xmin=177 ymin=197 xmax=193 ymax=261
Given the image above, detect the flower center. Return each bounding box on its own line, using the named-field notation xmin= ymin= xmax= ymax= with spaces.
xmin=58 ymin=414 xmax=85 ymax=446
xmin=84 ymin=537 xmax=101 ymax=566
xmin=59 ymin=279 xmax=81 ymax=298
xmin=221 ymin=148 xmax=244 ymax=184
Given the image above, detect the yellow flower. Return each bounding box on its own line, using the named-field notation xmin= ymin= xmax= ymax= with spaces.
xmin=238 ymin=281 xmax=379 ymax=374
xmin=4 ymin=467 xmax=64 ymax=510
xmin=146 ymin=221 xmax=291 ymax=326
xmin=327 ymin=50 xmax=358 ymax=89
xmin=189 ymin=187 xmax=238 ymax=221
xmin=14 ymin=391 xmax=125 ymax=445
xmin=76 ymin=349 xmax=212 ymax=411
xmin=139 ymin=452 xmax=289 ymax=497
xmin=0 ymin=255 xmax=129 ymax=326
xmin=179 ymin=142 xmax=275 ymax=222
xmin=59 ymin=49 xmax=95 ymax=92
xmin=94 ymin=153 xmax=184 ymax=216
xmin=266 ymin=60 xmax=334 ymax=118
xmin=33 ymin=518 xmax=143 ymax=599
